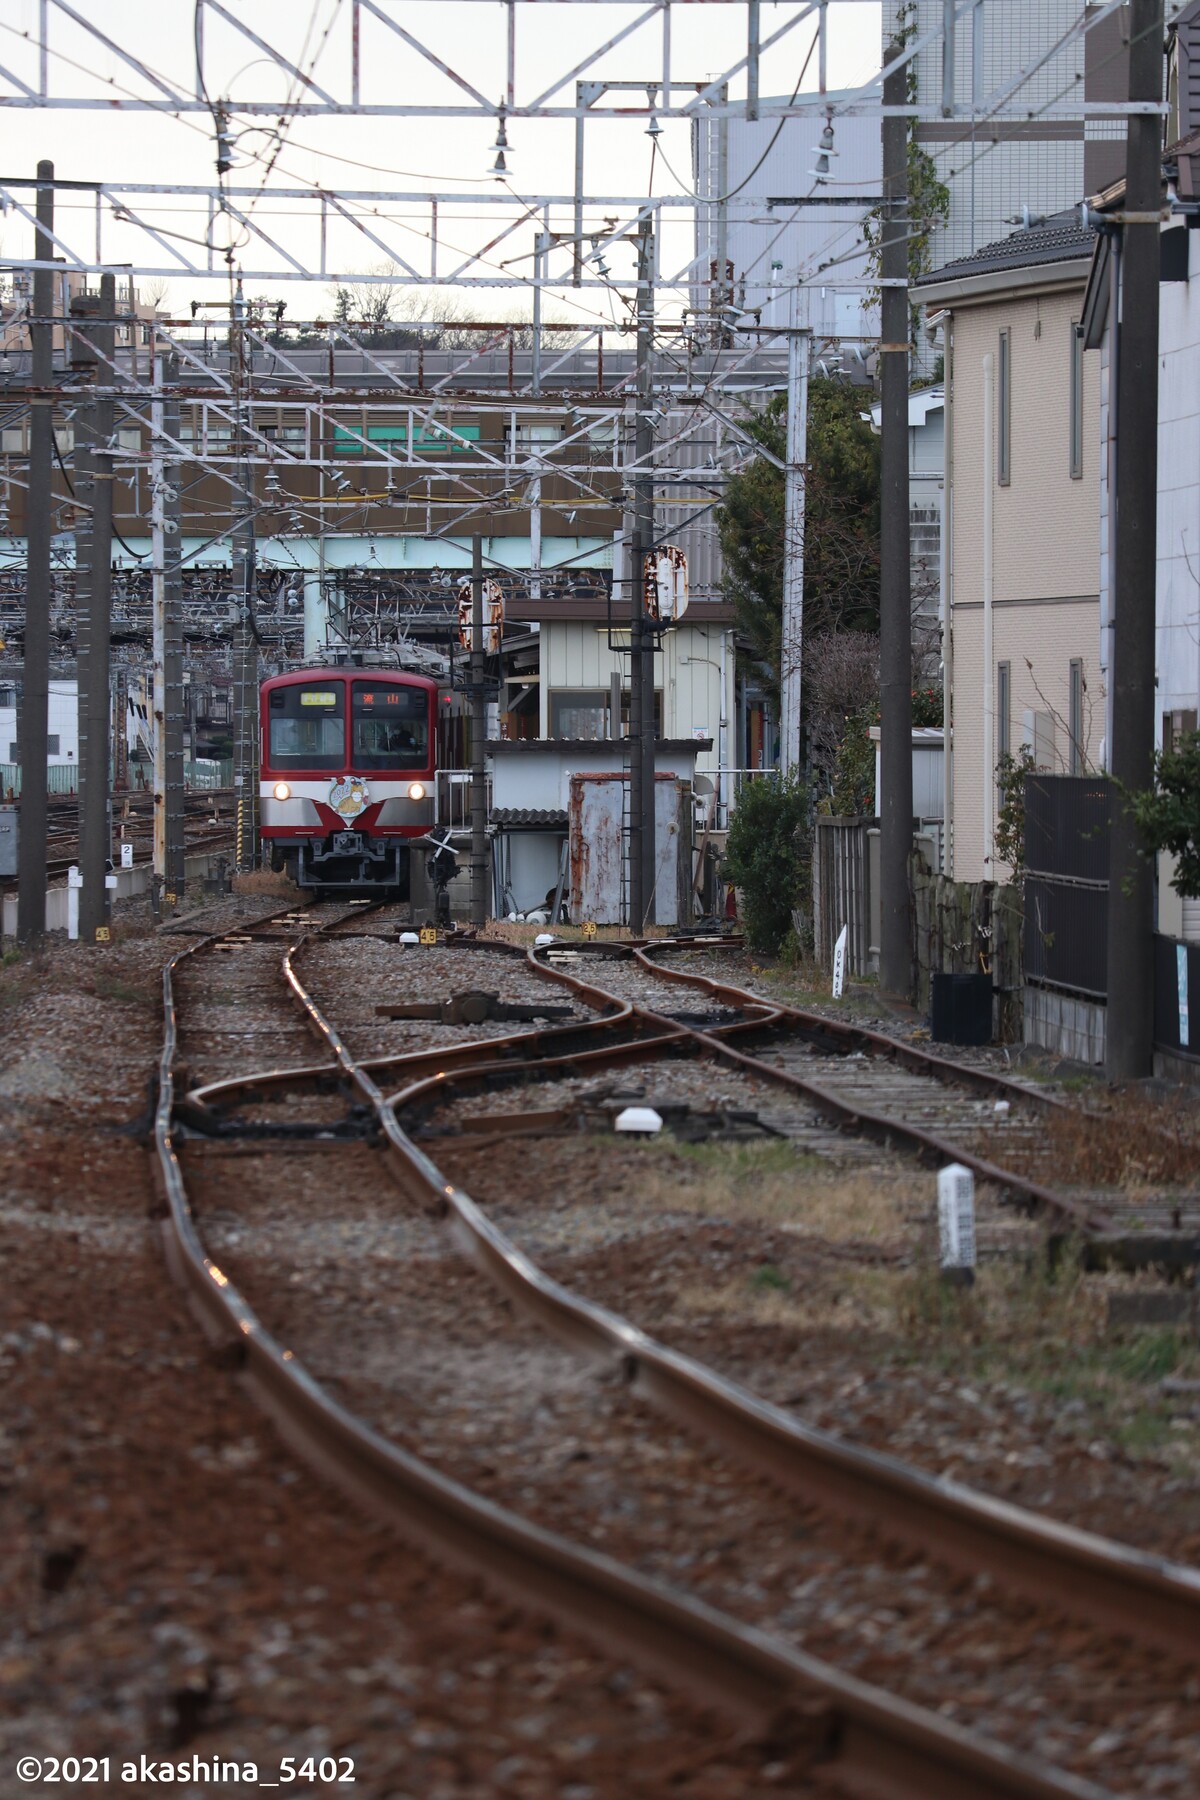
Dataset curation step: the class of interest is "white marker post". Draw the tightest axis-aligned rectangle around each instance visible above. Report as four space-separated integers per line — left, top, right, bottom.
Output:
67 865 81 941
832 923 849 999
937 1163 977 1287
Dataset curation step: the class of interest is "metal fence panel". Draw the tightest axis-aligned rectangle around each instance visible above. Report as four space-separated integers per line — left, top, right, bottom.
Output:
1024 774 1111 881
0 764 81 796
1023 774 1111 998
1025 876 1108 998
814 817 876 974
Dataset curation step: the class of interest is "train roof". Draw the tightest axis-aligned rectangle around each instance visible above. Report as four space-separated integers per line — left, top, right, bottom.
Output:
262 668 439 694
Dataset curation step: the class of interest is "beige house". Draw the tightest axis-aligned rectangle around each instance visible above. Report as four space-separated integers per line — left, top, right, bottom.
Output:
917 214 1102 884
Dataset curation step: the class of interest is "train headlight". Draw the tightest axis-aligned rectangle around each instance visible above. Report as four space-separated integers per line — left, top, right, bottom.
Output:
273 781 291 801
407 781 426 801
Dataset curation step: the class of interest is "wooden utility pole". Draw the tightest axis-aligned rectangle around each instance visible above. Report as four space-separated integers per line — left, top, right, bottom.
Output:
877 47 915 999
780 279 809 776
1105 0 1165 1081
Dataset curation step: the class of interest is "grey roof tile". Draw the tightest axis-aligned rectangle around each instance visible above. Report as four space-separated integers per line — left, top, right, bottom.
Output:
915 209 1096 290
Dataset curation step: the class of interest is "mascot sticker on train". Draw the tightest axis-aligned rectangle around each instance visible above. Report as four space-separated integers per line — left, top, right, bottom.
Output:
328 776 370 819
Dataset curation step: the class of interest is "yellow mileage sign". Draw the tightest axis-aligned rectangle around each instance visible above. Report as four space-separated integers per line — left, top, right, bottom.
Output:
582 921 597 938
418 926 438 946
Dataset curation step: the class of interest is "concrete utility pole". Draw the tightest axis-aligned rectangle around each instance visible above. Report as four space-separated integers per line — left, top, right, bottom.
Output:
74 272 115 941
230 283 258 871
629 216 656 930
780 279 809 777
151 350 186 903
877 46 915 999
16 160 54 942
469 534 487 925
1105 0 1165 1081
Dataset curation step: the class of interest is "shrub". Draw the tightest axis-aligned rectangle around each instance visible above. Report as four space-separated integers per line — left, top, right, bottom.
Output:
1131 729 1200 898
724 773 809 955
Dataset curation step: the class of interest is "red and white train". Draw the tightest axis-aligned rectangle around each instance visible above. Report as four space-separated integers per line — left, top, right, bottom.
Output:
260 667 438 893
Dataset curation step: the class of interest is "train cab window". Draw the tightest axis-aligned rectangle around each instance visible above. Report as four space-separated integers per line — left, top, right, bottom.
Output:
268 682 345 769
351 682 429 770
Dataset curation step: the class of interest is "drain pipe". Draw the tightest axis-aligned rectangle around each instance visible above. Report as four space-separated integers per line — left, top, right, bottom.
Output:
1101 228 1121 769
982 351 995 872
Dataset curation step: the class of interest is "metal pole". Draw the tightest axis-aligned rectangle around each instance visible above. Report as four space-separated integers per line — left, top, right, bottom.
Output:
16 160 53 942
163 368 186 904
1105 0 1164 1081
469 534 487 925
78 272 114 941
149 346 184 906
151 347 167 884
780 280 808 777
878 45 915 999
230 282 258 870
573 81 586 287
715 87 730 343
630 217 656 929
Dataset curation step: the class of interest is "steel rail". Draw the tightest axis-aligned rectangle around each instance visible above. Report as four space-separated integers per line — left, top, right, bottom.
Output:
149 917 1117 1799
239 927 1200 1668
635 939 1070 1108
195 928 1097 1235
379 1048 1200 1670
268 931 1121 1799
534 943 1112 1235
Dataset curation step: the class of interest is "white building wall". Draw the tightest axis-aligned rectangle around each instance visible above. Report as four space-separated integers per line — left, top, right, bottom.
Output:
2 680 78 767
911 0 1092 269
945 290 1101 883
692 114 882 341
540 620 733 786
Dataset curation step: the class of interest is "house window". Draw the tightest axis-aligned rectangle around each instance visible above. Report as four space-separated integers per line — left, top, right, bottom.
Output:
47 734 60 755
550 690 609 740
1163 708 1198 754
1069 659 1085 775
509 422 561 453
548 688 664 739
997 661 1011 765
1069 323 1084 480
997 329 1011 486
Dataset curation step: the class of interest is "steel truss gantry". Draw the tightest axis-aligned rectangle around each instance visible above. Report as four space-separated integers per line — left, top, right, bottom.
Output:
0 1 1166 291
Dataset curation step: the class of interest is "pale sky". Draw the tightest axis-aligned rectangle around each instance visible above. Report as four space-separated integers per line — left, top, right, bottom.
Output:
0 0 884 326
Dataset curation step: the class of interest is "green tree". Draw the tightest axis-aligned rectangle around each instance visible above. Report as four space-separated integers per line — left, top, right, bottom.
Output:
723 773 809 955
716 379 881 692
1131 730 1200 898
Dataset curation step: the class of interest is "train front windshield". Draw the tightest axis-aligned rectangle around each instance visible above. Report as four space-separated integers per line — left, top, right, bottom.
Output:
268 682 345 769
350 682 429 771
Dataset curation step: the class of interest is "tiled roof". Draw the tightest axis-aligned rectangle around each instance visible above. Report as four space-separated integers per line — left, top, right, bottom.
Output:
915 210 1096 290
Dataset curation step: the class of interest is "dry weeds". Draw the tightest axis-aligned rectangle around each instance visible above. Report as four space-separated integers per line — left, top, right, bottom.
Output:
981 1089 1200 1192
638 1139 922 1246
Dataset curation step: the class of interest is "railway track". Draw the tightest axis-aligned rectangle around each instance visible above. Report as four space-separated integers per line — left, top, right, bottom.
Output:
152 921 1200 1798
1 787 238 889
